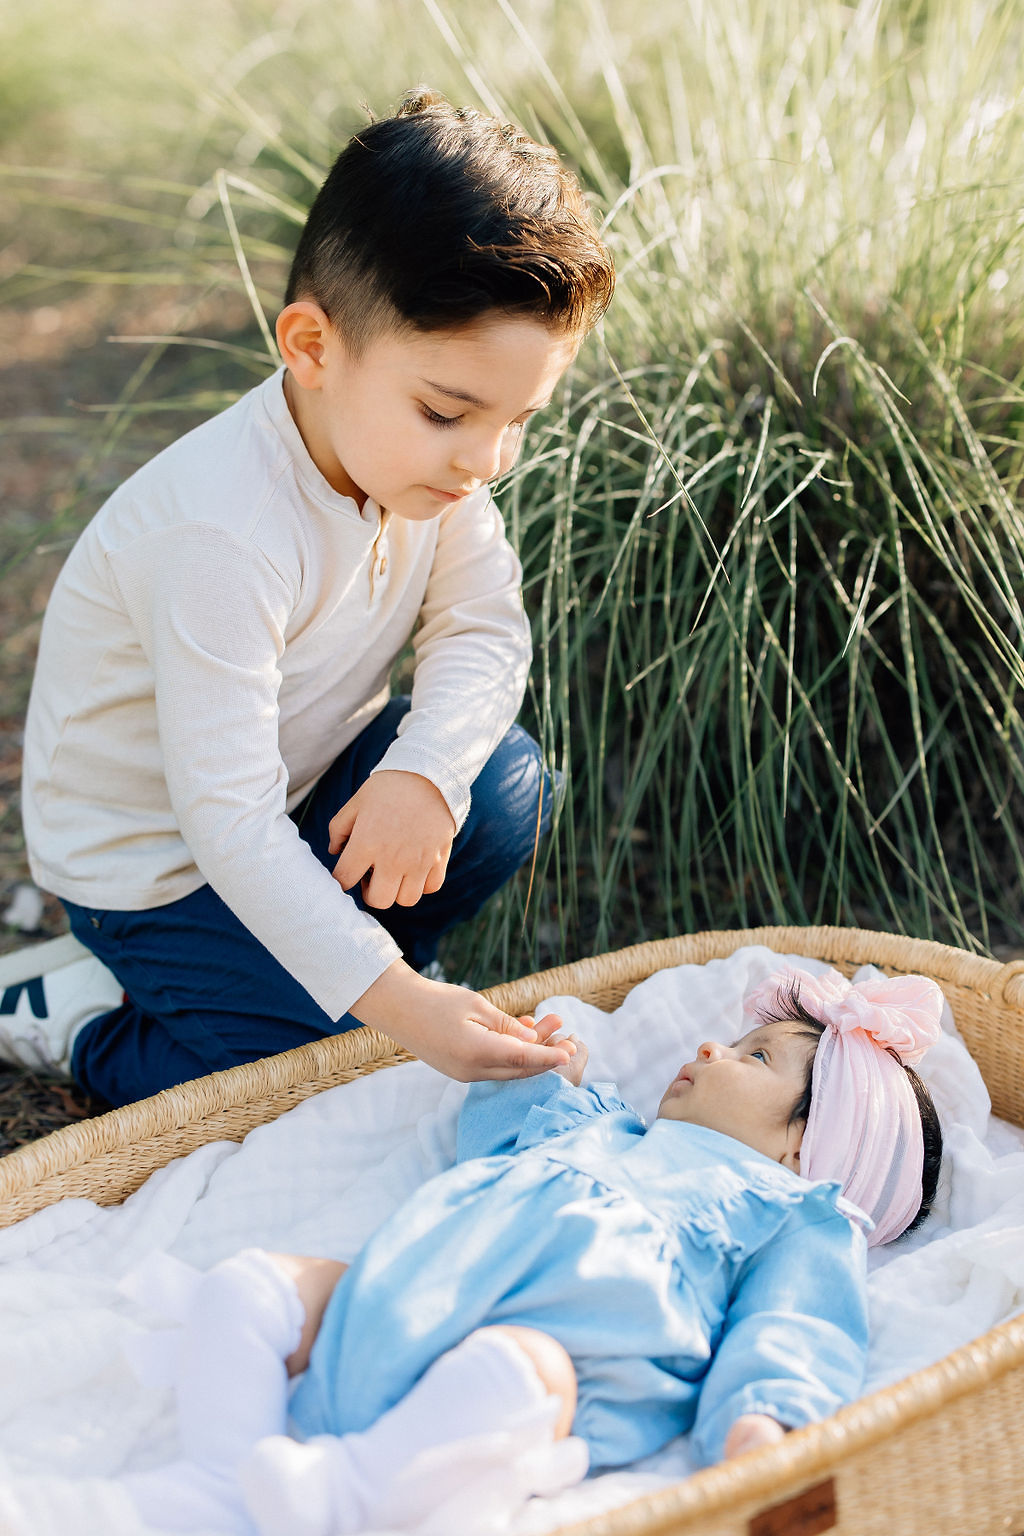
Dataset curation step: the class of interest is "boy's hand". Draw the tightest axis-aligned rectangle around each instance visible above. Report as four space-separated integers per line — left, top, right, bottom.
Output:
553 1035 588 1086
723 1414 787 1459
350 960 576 1082
329 770 456 909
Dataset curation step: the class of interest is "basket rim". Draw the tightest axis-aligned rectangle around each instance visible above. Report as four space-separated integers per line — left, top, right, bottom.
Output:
2 922 1019 1200
550 1310 1024 1535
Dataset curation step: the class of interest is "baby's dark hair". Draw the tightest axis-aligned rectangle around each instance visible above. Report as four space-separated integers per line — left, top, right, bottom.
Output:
755 979 943 1239
284 87 615 353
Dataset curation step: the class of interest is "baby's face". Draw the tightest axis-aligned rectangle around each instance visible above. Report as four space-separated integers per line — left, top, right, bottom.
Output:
657 1020 817 1171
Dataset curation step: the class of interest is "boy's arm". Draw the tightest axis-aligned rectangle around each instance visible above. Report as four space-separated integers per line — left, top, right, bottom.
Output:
107 526 570 1082
328 770 455 912
689 1211 868 1467
349 964 576 1081
327 492 530 905
366 491 532 829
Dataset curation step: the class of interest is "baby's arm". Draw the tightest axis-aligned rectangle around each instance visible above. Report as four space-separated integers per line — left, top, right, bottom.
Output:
723 1414 787 1458
553 1037 588 1086
690 1210 868 1467
455 1043 639 1162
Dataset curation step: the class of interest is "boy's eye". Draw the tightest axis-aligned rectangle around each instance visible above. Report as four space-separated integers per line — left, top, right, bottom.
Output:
421 404 461 429
750 1048 768 1063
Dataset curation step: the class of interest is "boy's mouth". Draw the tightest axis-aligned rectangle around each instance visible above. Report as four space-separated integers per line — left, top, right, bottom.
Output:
425 485 470 502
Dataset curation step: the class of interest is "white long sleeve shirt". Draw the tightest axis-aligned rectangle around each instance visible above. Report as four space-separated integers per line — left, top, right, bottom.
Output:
22 368 532 1019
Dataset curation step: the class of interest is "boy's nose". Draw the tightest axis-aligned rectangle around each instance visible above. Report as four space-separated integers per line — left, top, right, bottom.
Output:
453 430 506 485
696 1040 723 1062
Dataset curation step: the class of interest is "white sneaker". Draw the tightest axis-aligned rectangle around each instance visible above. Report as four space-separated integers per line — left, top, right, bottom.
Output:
0 933 124 1075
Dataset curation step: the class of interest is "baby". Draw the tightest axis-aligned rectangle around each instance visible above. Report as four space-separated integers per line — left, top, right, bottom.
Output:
122 965 944 1535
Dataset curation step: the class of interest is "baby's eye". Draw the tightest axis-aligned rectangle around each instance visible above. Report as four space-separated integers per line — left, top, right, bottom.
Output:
750 1048 768 1063
421 405 461 429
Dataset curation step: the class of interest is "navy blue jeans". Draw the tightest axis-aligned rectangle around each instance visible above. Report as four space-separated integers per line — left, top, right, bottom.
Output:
64 699 551 1107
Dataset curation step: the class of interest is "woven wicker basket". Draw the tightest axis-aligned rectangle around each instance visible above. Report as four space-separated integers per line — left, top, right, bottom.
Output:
2 925 1023 1536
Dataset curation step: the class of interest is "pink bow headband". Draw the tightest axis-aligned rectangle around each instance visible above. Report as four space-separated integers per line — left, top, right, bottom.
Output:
743 966 943 1245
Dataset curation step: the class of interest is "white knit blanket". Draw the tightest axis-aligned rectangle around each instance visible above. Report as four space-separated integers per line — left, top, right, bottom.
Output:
2 944 1022 1536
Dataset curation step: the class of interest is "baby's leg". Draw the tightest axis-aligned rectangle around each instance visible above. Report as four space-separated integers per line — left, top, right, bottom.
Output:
173 1249 343 1467
123 1249 345 1532
241 1325 585 1536
263 1252 348 1376
486 1324 578 1437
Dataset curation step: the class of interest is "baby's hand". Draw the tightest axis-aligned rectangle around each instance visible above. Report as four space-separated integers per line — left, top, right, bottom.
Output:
552 1035 588 1086
723 1414 787 1459
329 770 455 908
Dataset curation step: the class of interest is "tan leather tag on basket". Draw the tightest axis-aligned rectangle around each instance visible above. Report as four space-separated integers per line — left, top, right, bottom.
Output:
748 1477 837 1536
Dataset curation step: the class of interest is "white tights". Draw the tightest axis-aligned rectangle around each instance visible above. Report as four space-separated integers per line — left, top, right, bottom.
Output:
121 1249 587 1535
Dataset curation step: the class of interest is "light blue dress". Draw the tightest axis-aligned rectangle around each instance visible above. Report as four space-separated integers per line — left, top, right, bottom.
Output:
289 1072 869 1468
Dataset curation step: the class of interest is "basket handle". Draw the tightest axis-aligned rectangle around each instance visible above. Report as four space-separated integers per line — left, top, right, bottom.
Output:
996 958 1024 1009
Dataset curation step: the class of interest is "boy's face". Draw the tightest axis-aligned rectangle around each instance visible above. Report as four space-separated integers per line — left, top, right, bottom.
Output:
656 1020 815 1171
282 309 578 518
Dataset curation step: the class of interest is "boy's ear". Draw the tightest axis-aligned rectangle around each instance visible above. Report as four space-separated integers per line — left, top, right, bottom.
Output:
276 301 334 388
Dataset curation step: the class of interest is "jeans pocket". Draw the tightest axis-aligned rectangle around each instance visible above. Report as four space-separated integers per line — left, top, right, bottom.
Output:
64 900 126 945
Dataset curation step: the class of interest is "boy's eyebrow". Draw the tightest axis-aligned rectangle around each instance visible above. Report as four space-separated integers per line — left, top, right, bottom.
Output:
419 377 550 413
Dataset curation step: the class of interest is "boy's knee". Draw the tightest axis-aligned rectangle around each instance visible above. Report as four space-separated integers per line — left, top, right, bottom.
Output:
479 1324 577 1438
473 727 557 843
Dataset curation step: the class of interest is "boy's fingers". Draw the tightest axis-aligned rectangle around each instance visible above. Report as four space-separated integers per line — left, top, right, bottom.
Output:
327 804 356 857
362 867 402 910
545 1033 579 1054
501 1040 573 1073
502 1014 538 1040
531 1013 566 1043
528 1026 577 1050
470 1037 572 1077
332 829 378 891
396 872 429 908
421 859 449 896
332 848 369 891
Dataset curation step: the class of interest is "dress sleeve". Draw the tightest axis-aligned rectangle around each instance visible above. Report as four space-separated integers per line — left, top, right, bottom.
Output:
456 1075 636 1163
689 1207 869 1467
371 491 532 829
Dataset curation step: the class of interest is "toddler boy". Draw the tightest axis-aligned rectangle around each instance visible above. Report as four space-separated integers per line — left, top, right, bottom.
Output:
9 89 614 1106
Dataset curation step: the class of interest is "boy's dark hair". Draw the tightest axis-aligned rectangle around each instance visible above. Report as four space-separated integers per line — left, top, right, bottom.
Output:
755 978 943 1240
284 87 615 351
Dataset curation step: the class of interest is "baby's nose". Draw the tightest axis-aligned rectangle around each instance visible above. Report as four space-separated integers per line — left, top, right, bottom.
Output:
696 1040 722 1062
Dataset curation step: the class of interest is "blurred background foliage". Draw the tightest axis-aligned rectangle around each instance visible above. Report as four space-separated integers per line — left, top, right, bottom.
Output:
2 0 1023 984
